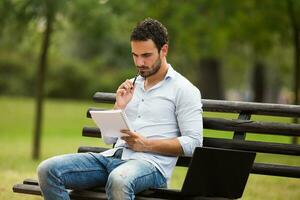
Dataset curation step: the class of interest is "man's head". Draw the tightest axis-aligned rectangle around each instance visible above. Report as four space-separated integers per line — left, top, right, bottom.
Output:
130 18 168 52
130 18 169 78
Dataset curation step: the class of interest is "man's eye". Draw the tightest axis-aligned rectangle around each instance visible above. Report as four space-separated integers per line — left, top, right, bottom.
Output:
143 54 151 58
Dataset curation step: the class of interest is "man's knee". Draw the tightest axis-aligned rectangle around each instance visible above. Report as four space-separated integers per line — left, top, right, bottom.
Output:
37 156 63 184
106 170 134 199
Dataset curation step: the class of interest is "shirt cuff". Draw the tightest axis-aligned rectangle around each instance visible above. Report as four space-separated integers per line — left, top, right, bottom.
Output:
177 135 203 156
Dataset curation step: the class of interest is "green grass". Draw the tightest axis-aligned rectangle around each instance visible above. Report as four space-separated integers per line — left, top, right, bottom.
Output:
0 96 299 200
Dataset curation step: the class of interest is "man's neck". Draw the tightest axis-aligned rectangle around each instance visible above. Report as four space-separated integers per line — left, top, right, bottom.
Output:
144 61 168 90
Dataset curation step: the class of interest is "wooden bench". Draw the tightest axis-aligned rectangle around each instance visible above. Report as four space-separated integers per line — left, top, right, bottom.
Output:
13 92 300 199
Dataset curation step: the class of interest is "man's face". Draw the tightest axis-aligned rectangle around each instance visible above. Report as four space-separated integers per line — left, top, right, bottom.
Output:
131 39 161 78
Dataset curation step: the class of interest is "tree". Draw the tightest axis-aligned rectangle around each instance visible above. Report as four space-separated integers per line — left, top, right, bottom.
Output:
0 0 68 159
32 0 57 159
287 0 300 144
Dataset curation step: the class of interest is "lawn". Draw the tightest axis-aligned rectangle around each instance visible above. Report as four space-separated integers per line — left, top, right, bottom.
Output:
0 96 299 200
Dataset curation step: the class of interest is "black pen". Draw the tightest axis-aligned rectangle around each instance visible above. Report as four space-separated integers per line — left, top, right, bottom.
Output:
131 72 139 89
132 75 138 86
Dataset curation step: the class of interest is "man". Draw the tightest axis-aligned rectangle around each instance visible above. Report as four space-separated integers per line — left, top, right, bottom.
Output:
37 18 203 200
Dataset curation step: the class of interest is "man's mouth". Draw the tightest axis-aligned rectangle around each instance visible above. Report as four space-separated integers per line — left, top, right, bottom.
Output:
137 66 148 71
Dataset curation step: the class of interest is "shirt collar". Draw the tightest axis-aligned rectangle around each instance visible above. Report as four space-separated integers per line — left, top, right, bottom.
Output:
165 64 175 80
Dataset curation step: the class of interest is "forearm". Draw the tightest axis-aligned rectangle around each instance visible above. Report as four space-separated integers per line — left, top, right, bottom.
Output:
143 138 183 156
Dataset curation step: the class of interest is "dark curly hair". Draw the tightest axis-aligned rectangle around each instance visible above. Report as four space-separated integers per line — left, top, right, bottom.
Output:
130 18 168 52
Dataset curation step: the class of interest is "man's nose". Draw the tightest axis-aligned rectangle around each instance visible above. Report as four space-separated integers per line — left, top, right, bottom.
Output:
136 57 145 66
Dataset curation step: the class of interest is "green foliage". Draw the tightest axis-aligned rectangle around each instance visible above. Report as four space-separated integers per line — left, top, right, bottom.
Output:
47 62 93 99
0 0 299 100
0 53 35 96
45 57 137 99
0 49 138 99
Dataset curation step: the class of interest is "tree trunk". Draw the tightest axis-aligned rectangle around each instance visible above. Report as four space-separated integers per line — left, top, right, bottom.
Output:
251 60 265 102
287 0 299 144
32 10 54 159
197 58 224 100
265 67 281 103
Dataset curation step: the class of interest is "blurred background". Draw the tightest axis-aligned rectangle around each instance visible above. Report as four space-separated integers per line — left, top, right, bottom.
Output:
1 0 300 102
0 0 299 199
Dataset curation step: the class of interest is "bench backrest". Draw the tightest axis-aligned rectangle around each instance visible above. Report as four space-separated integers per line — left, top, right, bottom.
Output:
80 92 300 179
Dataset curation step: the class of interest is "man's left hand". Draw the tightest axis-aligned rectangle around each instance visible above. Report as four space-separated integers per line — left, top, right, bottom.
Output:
121 130 149 152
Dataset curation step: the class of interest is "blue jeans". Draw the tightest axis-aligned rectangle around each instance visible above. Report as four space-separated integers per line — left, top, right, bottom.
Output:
37 152 167 200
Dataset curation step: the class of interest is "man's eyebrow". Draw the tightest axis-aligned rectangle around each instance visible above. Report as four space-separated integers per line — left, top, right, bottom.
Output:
142 52 152 56
131 52 153 56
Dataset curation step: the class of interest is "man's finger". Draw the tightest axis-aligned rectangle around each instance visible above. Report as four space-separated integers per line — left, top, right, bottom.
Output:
117 89 129 97
121 81 133 90
121 135 130 140
121 129 135 136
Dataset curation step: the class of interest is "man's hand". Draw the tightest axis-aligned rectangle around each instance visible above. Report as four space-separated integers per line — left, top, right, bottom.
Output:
121 130 150 152
115 80 135 110
120 130 184 156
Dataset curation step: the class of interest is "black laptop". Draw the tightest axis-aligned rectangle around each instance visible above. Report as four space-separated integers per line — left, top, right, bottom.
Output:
152 147 256 199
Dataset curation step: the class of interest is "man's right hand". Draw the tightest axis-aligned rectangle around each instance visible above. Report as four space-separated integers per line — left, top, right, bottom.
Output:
114 79 135 110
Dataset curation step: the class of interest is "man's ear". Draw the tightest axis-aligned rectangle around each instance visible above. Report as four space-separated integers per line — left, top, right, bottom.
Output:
160 44 168 57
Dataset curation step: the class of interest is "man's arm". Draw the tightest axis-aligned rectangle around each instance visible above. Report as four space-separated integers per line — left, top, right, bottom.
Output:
121 130 183 156
175 84 203 156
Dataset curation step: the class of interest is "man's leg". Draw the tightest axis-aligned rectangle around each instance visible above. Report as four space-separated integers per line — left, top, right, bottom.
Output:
106 159 167 200
37 153 118 200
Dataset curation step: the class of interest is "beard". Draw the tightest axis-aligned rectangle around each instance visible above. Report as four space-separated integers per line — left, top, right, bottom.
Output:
137 57 162 78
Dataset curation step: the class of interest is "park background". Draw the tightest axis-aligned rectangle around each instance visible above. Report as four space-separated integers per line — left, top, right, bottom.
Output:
0 0 299 199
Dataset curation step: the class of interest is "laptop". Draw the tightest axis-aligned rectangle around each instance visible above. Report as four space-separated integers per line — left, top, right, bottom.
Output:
151 147 256 199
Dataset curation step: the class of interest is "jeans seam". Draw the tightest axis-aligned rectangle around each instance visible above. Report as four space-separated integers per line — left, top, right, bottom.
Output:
60 167 104 175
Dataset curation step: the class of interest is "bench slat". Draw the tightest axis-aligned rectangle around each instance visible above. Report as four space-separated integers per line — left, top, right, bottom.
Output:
86 110 300 137
204 118 300 137
23 179 38 185
202 99 300 117
13 184 41 196
78 146 109 154
252 163 300 178
81 128 300 155
71 190 174 200
82 127 100 138
77 146 300 178
13 181 189 200
204 137 300 155
93 92 300 117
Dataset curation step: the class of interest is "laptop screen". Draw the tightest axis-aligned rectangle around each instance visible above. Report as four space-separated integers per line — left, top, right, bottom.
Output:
181 147 256 198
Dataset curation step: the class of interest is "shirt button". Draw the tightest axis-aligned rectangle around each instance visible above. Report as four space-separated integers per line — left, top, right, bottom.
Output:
141 99 144 102
138 115 141 118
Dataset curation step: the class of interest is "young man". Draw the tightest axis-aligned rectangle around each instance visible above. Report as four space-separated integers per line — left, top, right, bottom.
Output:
37 18 203 200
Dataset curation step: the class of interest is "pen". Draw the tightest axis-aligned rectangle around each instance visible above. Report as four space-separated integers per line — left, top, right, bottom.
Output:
132 72 139 88
132 75 138 86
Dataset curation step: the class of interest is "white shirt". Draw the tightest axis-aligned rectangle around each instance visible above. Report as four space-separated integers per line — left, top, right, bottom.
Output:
101 64 203 179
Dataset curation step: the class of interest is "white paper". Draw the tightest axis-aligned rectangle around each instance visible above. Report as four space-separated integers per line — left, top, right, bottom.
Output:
90 109 132 138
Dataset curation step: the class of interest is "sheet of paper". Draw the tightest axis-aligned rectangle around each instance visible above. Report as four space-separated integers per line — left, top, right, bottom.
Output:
90 109 132 138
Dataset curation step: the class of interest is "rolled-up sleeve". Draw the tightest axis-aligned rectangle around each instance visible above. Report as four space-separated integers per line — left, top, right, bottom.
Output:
176 84 203 156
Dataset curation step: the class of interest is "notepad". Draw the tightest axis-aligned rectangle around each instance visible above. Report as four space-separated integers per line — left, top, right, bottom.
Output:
89 109 132 138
